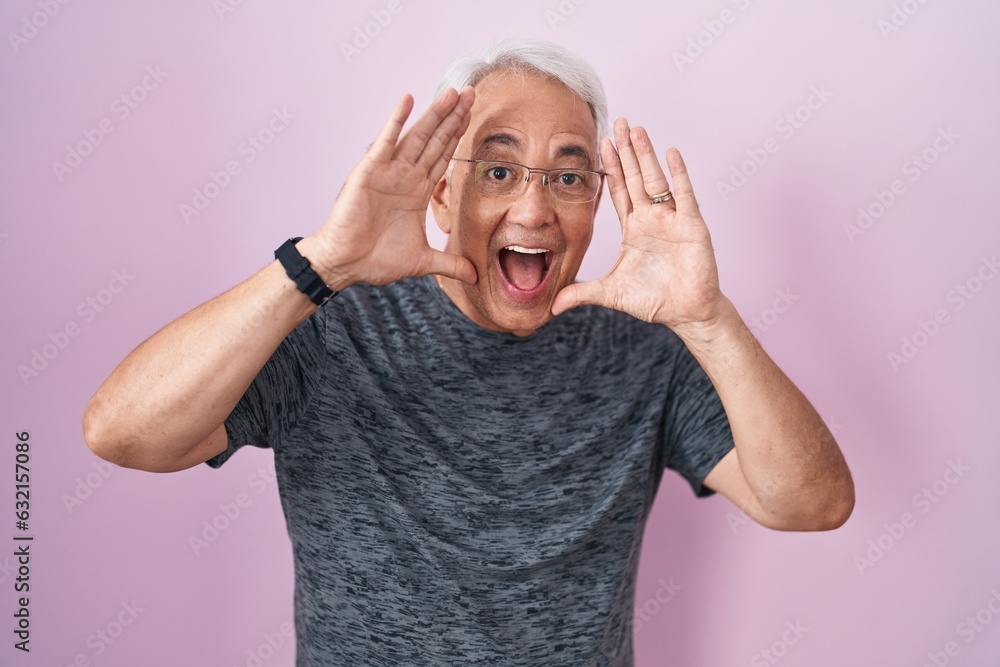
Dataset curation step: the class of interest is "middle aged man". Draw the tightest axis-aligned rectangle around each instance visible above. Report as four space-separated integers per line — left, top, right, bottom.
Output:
84 39 854 666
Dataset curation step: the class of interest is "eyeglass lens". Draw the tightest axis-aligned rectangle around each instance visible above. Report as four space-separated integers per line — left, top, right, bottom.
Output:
473 161 600 203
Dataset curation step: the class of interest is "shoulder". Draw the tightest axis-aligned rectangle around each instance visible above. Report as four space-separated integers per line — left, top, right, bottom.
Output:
321 276 428 330
574 303 686 362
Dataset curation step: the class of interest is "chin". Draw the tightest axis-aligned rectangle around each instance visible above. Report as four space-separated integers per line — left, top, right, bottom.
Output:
489 307 554 337
462 277 559 337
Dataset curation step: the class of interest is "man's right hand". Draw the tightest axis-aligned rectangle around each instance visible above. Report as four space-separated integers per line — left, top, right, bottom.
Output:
304 86 478 291
82 87 479 472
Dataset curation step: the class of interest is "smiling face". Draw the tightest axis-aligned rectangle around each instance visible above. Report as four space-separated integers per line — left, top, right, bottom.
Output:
431 69 602 337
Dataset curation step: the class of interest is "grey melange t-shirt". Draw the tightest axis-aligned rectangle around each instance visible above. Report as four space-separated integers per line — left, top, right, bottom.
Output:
206 273 735 666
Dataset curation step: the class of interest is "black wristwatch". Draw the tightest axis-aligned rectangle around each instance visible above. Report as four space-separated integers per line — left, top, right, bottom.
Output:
274 237 338 306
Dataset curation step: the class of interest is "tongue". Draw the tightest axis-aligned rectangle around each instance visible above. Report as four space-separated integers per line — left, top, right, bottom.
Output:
499 249 546 291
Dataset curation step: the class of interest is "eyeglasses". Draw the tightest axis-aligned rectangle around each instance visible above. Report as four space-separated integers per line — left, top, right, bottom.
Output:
451 158 606 203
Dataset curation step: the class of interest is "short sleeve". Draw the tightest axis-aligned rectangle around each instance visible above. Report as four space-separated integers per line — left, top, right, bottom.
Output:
660 343 735 498
204 308 327 469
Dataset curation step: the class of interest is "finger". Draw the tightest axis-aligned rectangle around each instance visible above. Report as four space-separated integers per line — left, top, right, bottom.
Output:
393 87 460 164
612 117 651 209
551 279 610 317
600 137 632 223
368 94 415 162
417 86 475 176
630 126 675 211
664 147 700 216
426 106 472 185
421 248 478 285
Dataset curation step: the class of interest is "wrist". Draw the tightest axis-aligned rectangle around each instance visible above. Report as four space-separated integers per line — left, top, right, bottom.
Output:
669 300 758 381
669 297 749 353
293 235 355 293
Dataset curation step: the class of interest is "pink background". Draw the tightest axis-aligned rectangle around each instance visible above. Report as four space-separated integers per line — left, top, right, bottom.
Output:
2 1 998 665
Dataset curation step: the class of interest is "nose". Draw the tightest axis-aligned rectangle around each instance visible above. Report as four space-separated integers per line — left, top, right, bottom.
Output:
504 171 556 229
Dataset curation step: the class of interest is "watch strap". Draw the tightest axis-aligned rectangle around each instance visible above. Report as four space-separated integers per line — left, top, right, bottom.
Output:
274 237 338 306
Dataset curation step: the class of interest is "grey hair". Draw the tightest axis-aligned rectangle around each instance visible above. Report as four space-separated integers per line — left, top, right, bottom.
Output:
436 38 609 151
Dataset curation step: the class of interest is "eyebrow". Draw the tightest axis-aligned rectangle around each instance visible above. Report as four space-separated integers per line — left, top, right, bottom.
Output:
475 132 594 166
476 132 521 155
555 144 593 164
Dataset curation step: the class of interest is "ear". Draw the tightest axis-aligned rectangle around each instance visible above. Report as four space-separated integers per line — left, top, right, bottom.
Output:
430 175 453 235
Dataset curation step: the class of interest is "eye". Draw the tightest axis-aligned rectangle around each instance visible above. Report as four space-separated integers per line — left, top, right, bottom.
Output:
556 171 586 187
485 165 512 181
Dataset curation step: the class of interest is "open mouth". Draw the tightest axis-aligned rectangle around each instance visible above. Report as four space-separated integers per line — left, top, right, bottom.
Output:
497 245 553 294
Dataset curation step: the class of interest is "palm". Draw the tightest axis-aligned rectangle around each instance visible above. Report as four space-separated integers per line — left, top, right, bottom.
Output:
313 89 477 287
328 162 440 284
601 203 720 325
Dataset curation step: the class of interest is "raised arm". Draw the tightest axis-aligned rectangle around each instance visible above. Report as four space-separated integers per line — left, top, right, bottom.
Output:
83 87 478 473
552 117 854 531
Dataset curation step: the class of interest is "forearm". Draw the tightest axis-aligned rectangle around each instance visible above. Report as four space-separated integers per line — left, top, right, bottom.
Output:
83 236 345 471
83 88 475 471
674 297 854 529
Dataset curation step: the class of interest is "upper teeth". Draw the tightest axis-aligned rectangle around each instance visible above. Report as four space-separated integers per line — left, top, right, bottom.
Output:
505 245 547 254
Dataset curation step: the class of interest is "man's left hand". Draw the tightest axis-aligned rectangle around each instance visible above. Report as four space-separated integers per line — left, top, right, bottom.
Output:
552 117 729 337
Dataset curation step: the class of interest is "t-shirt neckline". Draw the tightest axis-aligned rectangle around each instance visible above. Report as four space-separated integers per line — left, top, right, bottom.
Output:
420 273 547 345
